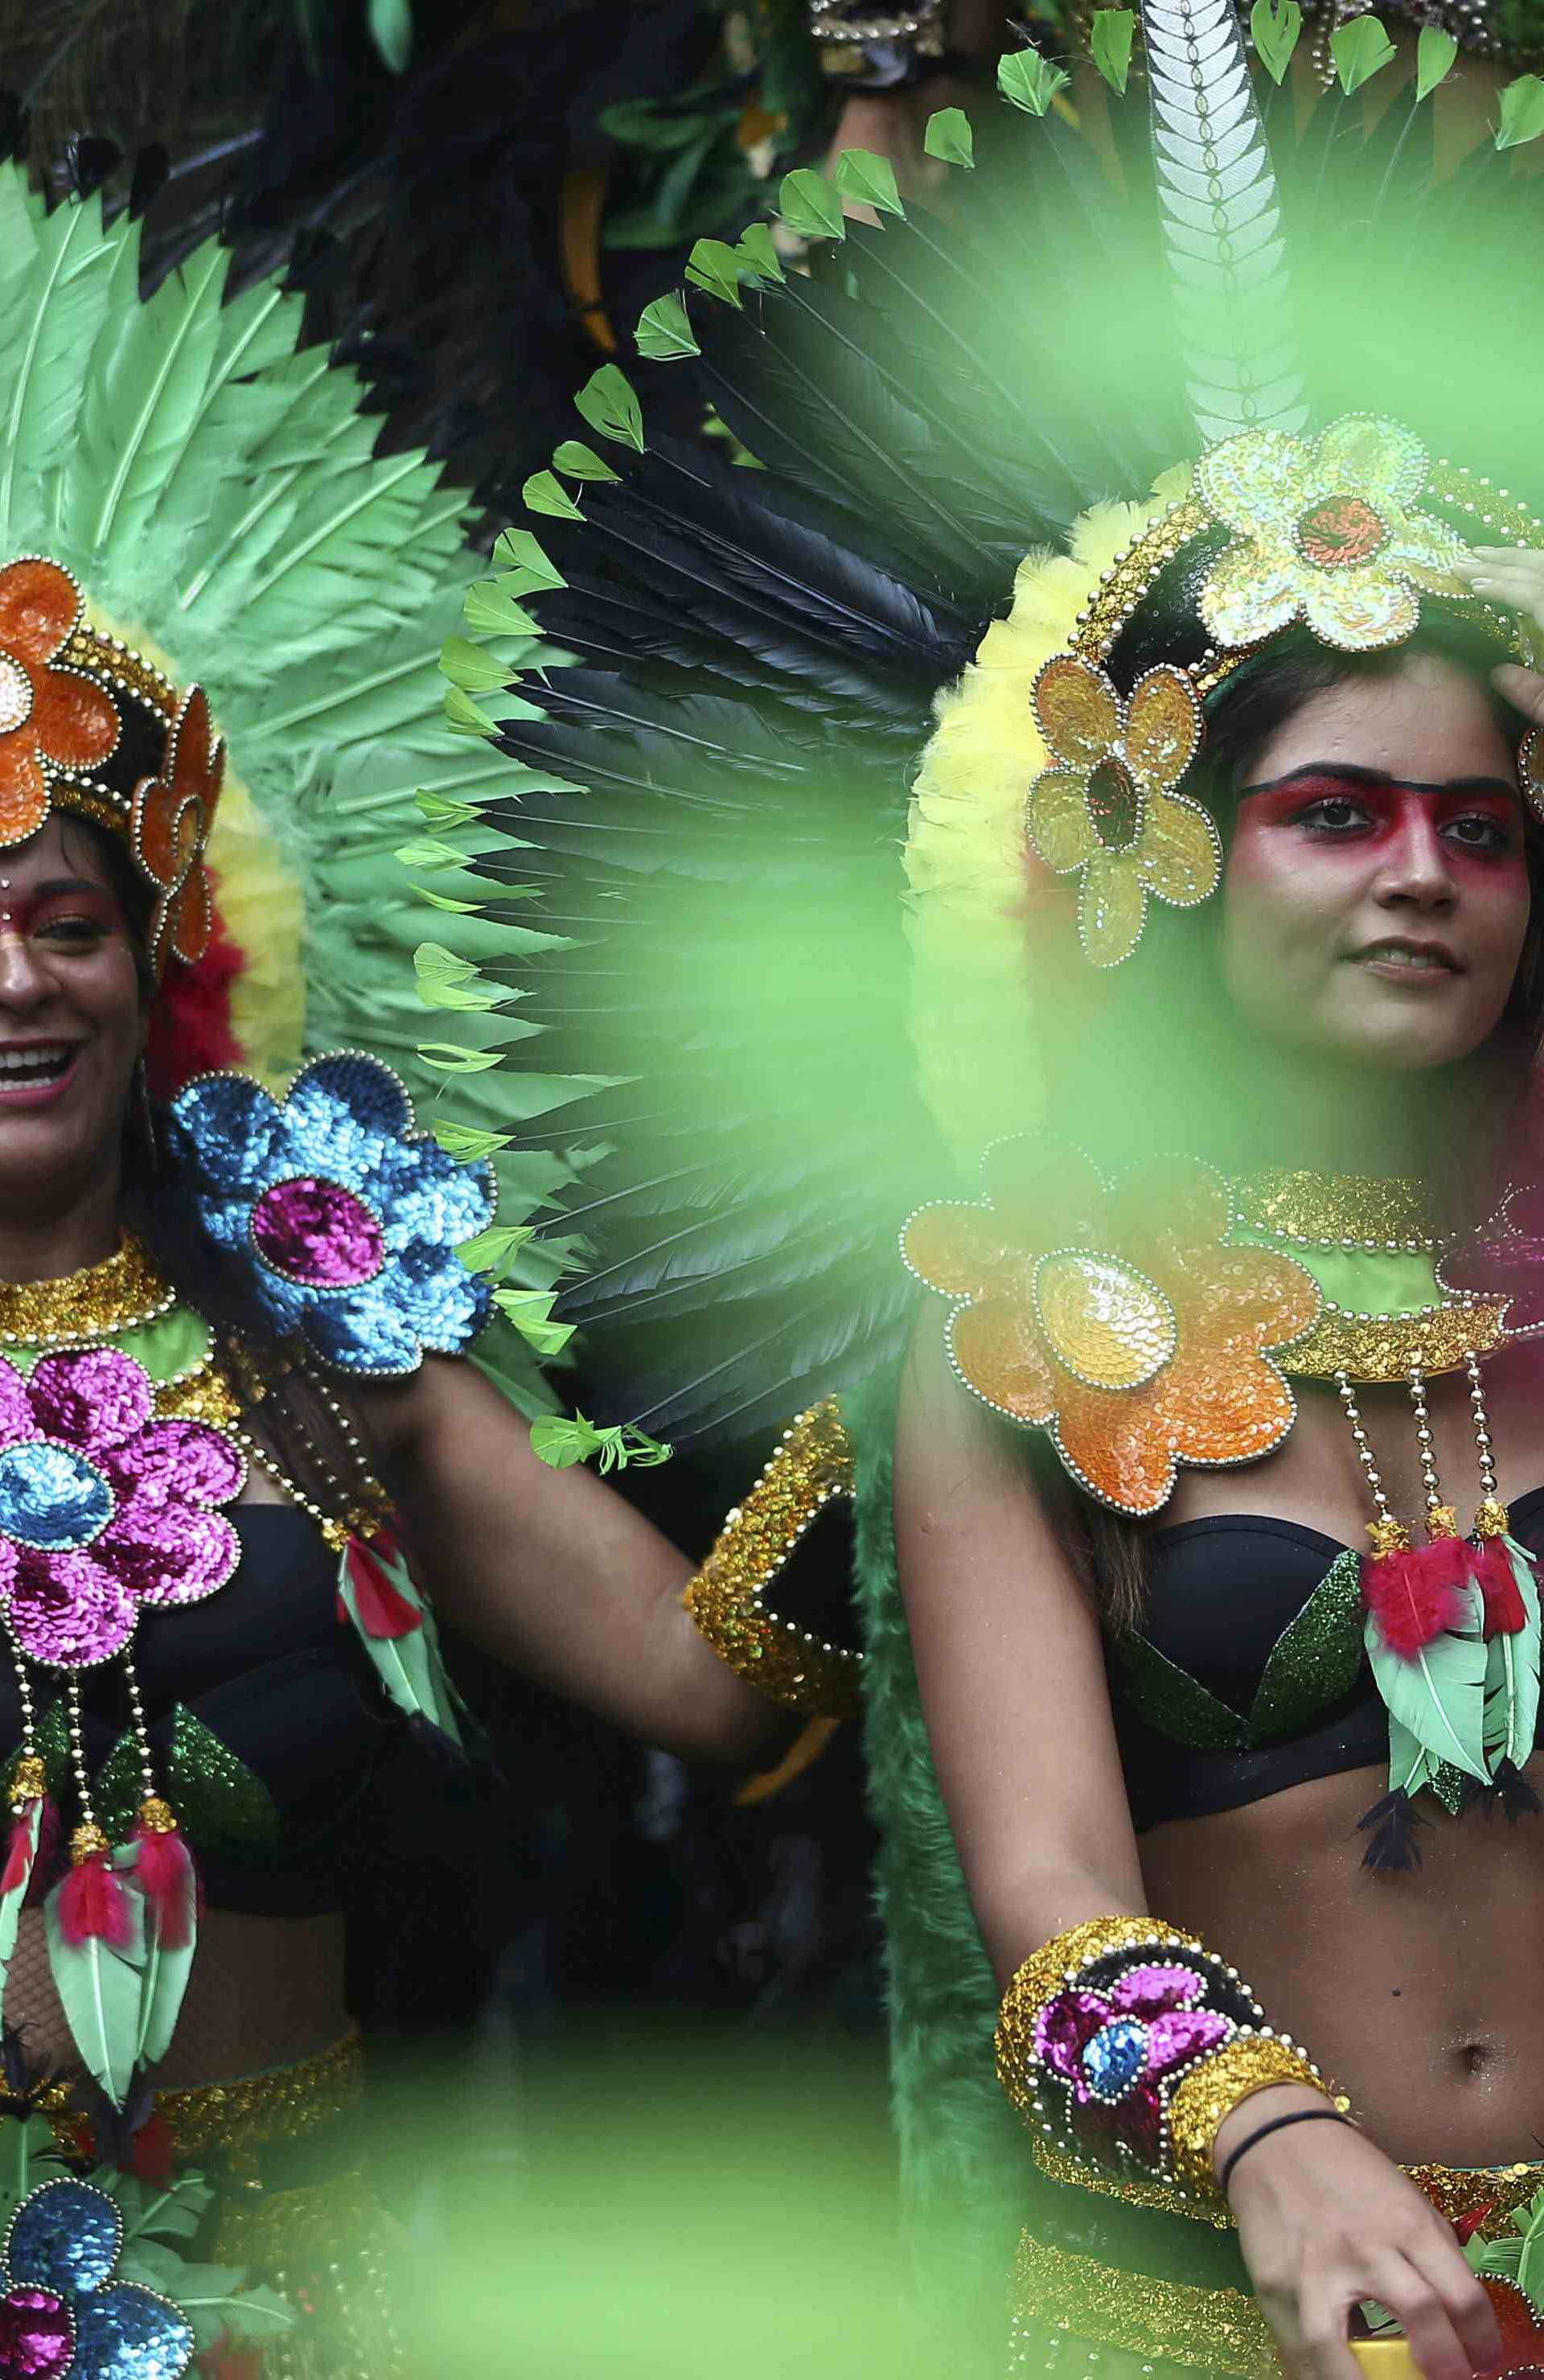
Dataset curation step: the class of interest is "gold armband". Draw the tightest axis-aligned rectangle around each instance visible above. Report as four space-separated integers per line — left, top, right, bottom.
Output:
996 1915 1345 2216
683 1400 861 1718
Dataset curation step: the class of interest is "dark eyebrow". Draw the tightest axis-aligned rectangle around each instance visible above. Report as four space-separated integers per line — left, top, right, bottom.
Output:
1240 762 1521 801
27 878 113 898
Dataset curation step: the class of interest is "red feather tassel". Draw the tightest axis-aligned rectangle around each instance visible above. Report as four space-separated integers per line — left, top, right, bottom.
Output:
1361 1541 1470 1656
132 1818 198 1950
58 1848 134 1951
1471 1535 1529 1639
0 1796 42 1897
343 1535 421 1641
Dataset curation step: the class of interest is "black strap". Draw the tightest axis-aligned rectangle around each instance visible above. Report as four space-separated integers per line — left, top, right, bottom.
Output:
1218 2107 1352 2197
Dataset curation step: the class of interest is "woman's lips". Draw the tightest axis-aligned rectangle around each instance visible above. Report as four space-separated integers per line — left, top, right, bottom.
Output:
1349 942 1460 985
0 1049 80 1108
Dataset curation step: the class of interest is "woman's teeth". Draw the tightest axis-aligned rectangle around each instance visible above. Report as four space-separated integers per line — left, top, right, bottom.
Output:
0 1046 72 1082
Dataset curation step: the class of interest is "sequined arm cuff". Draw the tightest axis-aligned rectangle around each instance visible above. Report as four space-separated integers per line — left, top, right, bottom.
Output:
682 1400 862 1718
995 1916 1343 2211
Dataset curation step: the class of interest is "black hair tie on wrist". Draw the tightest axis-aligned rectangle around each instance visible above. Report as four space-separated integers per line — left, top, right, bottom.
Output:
1218 2107 1352 2197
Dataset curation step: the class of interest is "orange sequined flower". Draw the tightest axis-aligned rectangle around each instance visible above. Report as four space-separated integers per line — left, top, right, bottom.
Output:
132 686 224 971
1025 656 1219 968
0 557 120 845
901 1142 1320 1515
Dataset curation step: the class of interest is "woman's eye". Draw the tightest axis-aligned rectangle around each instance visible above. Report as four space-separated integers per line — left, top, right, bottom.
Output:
1298 797 1368 832
35 915 109 945
1443 815 1513 853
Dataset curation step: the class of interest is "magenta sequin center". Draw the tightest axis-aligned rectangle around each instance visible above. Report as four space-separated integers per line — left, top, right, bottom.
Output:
0 2287 72 2380
0 1350 244 1671
251 1177 385 1289
1034 1962 1234 2172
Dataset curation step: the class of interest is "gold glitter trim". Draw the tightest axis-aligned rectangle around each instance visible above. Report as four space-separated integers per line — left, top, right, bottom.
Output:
1168 2036 1334 2200
41 2026 363 2162
683 1400 860 1717
1012 2226 1276 2378
1408 2159 1544 2241
0 1235 174 1351
154 1359 243 1428
1230 1171 1442 1250
1283 1301 1507 1382
1033 2136 1236 2230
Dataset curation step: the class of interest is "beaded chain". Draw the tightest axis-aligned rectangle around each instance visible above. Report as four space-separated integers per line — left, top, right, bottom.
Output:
1336 1353 1504 1552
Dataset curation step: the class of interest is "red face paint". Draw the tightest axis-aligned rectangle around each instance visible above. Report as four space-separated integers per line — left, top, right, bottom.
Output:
0 881 127 951
1236 764 1526 883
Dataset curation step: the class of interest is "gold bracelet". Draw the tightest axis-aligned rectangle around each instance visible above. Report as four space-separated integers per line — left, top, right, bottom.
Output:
682 1401 861 1718
995 1914 1348 2210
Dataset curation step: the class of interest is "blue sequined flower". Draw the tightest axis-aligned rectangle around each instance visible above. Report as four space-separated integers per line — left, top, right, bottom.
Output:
0 2177 194 2379
166 1053 495 1376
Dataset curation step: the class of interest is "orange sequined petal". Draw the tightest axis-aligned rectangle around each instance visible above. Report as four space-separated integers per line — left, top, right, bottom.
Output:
0 558 80 668
1078 849 1146 968
135 780 177 886
165 866 213 969
1106 1157 1230 1272
1123 668 1203 792
1187 1244 1322 1354
0 731 49 845
1053 1380 1176 1515
947 1296 1059 1426
31 666 118 771
901 1202 1015 1297
166 687 213 796
1033 656 1119 771
1152 1349 1296 1468
1314 415 1425 511
1026 766 1098 874
981 1138 1107 1256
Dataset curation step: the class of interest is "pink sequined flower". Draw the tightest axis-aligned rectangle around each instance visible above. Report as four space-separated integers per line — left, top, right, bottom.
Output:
0 1349 244 1670
1034 1963 1234 2171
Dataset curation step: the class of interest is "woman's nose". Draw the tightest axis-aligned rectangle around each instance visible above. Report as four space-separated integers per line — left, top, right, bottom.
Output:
0 934 54 1009
1374 815 1455 906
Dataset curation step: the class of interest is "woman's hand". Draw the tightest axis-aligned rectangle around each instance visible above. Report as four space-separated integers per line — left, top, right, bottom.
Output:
1220 2086 1503 2380
1455 547 1544 726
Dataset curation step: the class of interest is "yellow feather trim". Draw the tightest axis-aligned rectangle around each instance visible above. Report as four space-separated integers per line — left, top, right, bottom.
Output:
903 495 1166 1165
78 604 305 1088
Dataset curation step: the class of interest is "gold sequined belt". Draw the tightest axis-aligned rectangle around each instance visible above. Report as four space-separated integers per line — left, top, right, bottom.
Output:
38 2024 363 2164
1012 2160 1544 2378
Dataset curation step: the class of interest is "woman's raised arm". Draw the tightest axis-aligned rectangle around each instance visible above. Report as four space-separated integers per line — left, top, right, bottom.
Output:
358 1353 795 1768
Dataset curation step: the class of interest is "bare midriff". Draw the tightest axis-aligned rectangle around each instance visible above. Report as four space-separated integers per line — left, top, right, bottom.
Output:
4 1908 350 2090
1133 1346 1544 2166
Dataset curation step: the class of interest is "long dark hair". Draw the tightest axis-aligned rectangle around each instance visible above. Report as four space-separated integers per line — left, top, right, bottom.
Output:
59 814 377 1515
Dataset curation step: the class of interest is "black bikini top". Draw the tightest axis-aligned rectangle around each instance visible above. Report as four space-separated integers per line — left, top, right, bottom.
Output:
0 1507 393 1917
1107 1487 1544 1829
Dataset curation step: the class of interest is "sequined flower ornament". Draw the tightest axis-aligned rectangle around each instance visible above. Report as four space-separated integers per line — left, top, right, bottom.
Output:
1197 416 1468 654
1034 1965 1234 2174
0 1348 242 1671
0 2177 194 2380
1024 656 1218 966
901 1141 1320 1515
167 1053 495 1375
131 687 223 972
0 560 119 847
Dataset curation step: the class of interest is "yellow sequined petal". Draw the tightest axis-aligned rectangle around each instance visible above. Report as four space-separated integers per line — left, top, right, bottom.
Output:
1135 790 1221 908
1389 508 1469 592
1122 667 1202 791
1197 538 1302 648
1315 413 1426 509
1196 427 1310 537
1026 765 1099 873
1303 566 1418 652
901 1200 1015 1296
1032 1250 1176 1391
1078 849 1146 967
1033 655 1119 769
